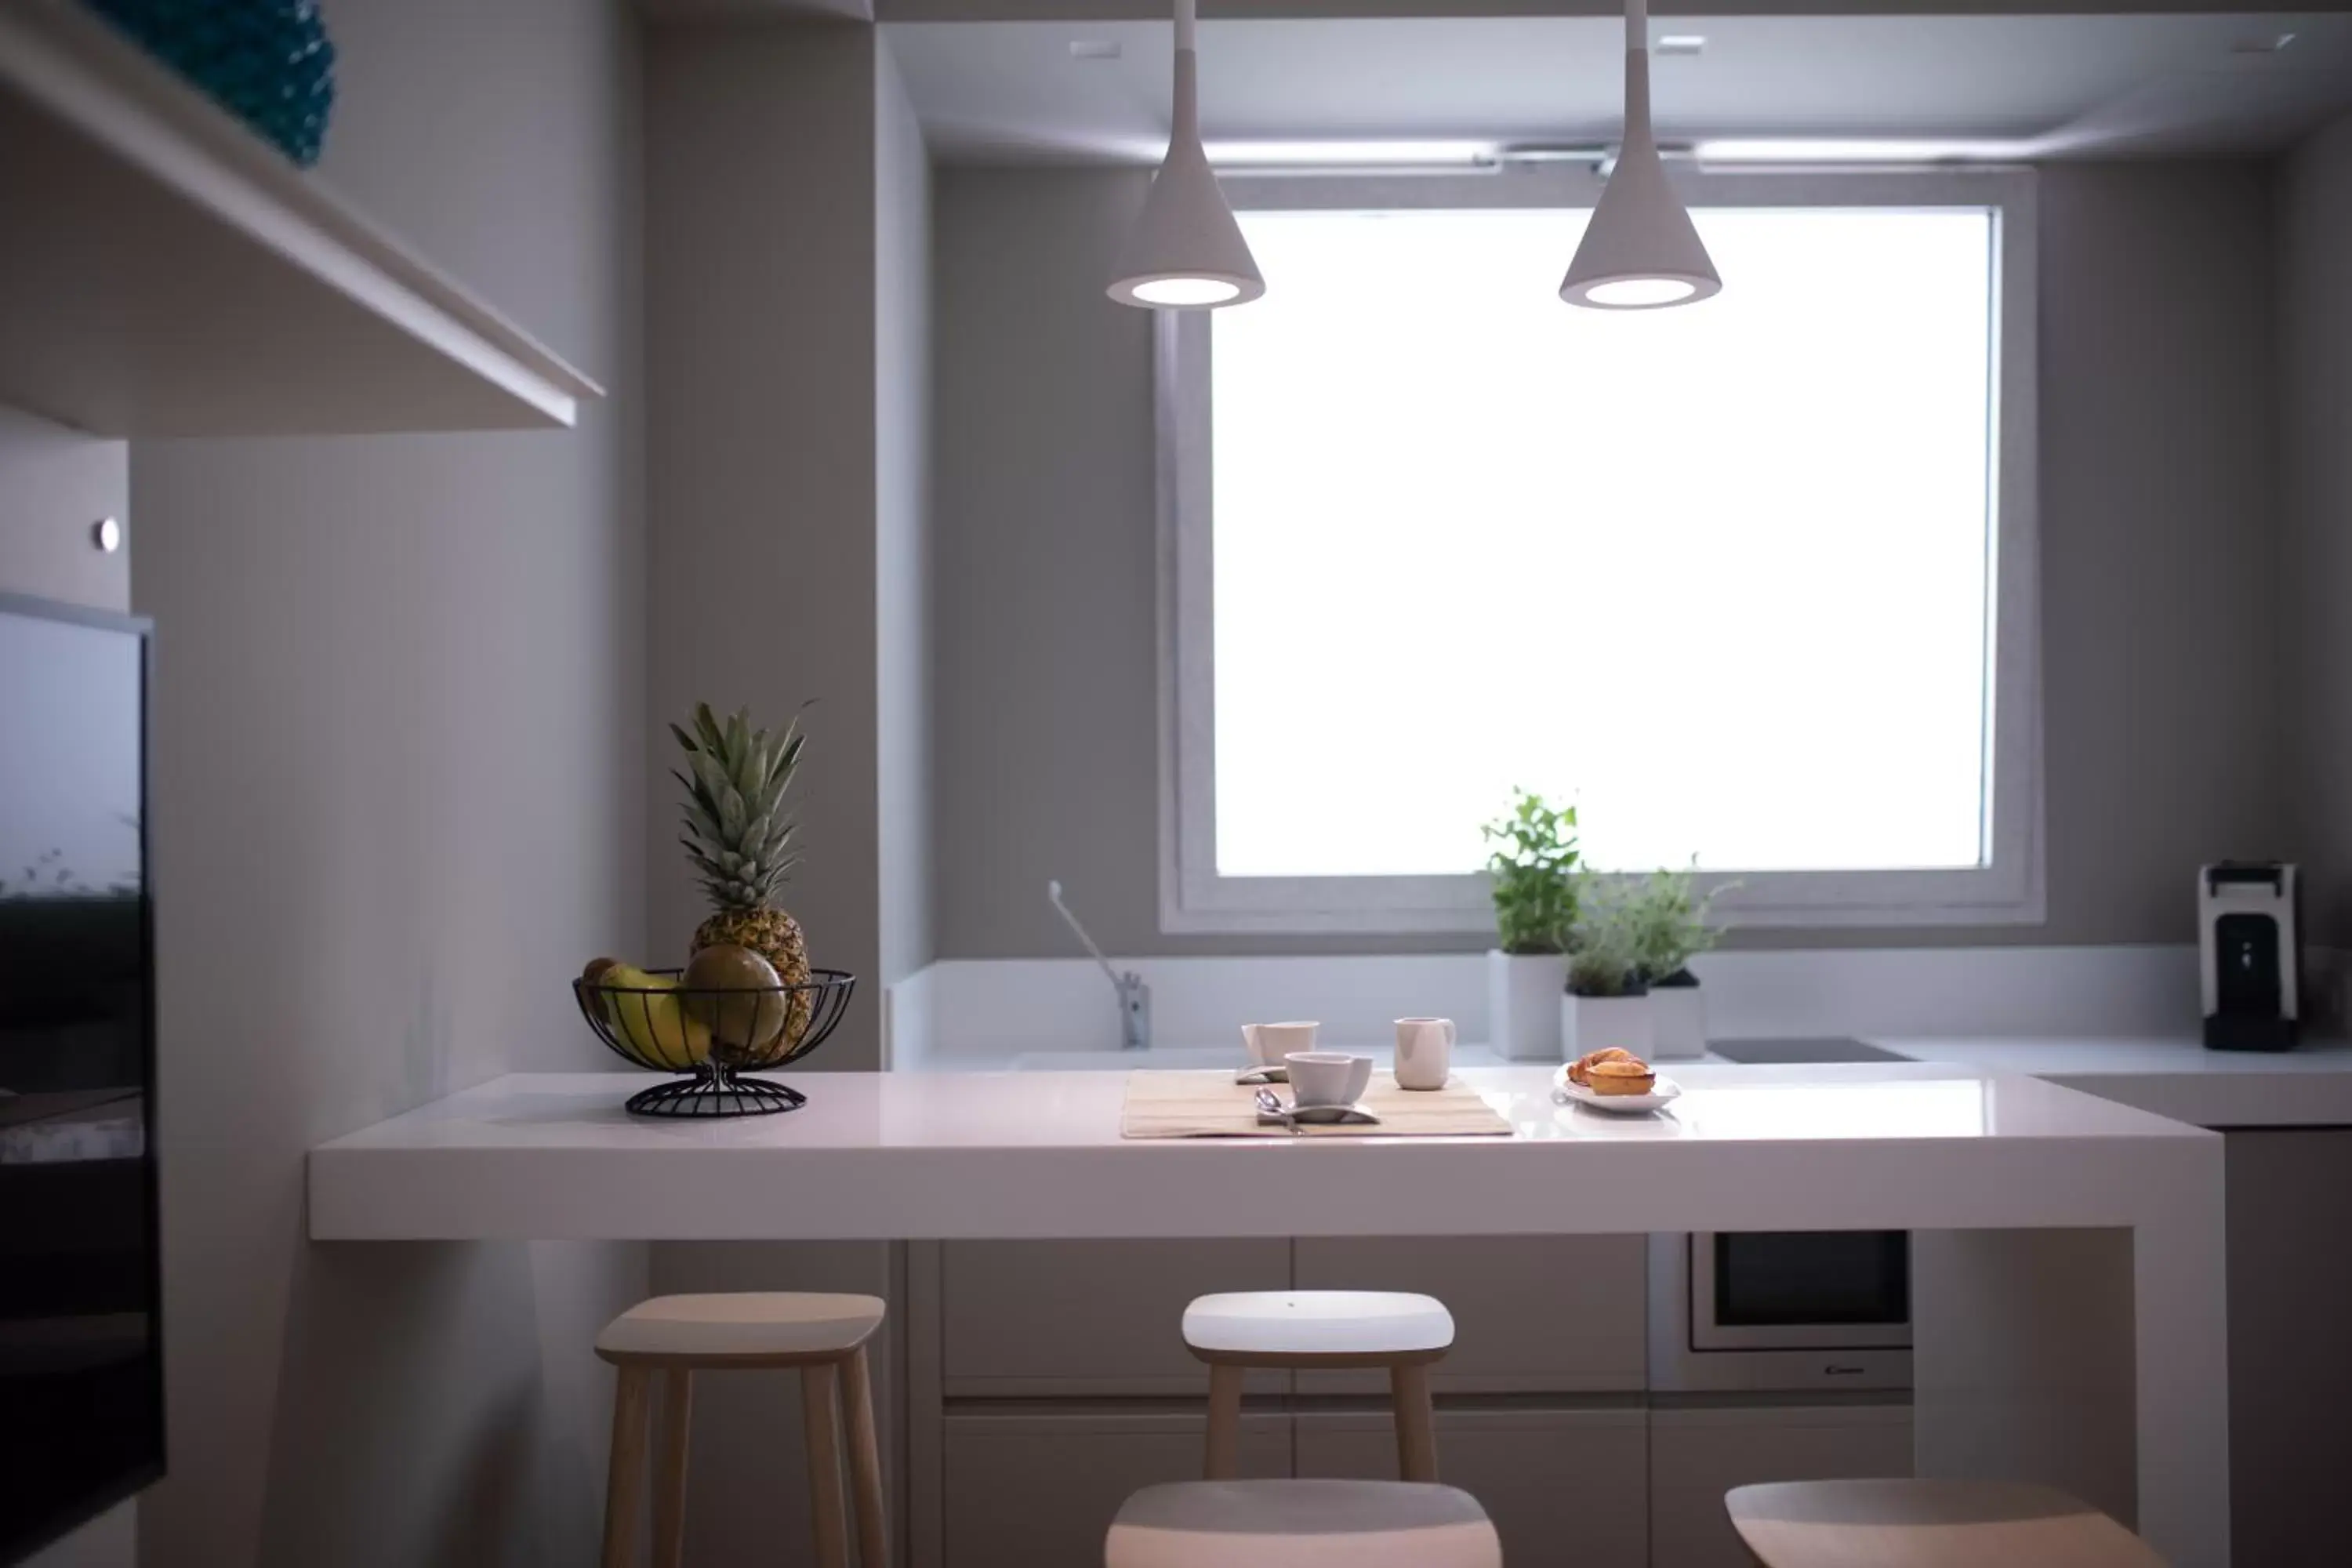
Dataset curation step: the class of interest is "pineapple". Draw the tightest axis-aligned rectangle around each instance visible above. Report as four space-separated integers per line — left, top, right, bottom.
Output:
673 702 815 1047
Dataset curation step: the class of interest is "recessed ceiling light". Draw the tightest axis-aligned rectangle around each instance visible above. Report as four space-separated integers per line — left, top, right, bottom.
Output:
1205 139 1498 168
1695 137 2026 165
2233 32 2296 55
1069 39 1121 61
1657 35 1707 56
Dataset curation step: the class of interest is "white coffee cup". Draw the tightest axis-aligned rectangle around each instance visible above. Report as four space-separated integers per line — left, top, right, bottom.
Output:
1286 1051 1374 1109
1393 1018 1456 1091
1241 1021 1319 1068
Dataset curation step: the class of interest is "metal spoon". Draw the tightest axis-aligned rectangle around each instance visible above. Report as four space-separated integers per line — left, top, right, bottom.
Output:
1254 1087 1296 1128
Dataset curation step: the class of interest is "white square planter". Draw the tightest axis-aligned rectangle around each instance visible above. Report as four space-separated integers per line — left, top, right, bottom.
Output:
1487 949 1570 1061
1649 982 1708 1059
1561 992 1654 1061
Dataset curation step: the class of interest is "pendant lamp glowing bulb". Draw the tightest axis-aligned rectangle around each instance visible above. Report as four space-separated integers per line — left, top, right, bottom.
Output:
1562 0 1720 310
1108 0 1265 310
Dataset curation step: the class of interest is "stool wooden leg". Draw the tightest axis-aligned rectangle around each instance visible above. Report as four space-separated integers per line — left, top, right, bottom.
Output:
1204 1362 1246 1479
601 1364 654 1568
801 1359 851 1568
841 1345 890 1568
652 1369 693 1568
1391 1362 1439 1483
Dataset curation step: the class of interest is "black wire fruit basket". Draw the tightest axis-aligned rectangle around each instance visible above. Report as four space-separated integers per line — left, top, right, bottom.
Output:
572 968 856 1118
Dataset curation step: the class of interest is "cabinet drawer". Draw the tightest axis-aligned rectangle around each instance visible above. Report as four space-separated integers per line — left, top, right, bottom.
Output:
1297 1405 1646 1568
942 1240 1290 1396
1293 1236 1646 1393
1648 1401 1912 1568
942 1409 1288 1568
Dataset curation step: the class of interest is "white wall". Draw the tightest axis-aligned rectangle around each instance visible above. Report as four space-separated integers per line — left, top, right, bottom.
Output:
121 1 648 1561
20 1504 135 1568
643 19 931 1563
877 36 937 992
644 18 885 1061
0 407 128 614
927 160 2286 958
2281 115 2352 946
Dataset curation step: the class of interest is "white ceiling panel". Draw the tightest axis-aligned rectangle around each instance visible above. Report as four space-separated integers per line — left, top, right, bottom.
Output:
883 13 2352 162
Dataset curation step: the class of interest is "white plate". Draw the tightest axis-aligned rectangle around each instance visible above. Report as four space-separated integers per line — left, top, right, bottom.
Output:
1552 1066 1682 1115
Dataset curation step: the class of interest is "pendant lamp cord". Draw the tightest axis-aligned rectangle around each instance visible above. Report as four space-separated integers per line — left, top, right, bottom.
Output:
1171 0 1200 146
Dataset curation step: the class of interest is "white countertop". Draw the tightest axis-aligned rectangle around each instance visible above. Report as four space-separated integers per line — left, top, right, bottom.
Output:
307 1024 2248 1563
902 1030 2352 1131
307 1062 2214 1244
1867 1036 2352 1127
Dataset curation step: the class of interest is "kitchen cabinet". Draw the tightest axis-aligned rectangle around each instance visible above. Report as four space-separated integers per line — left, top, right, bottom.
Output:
941 1409 1287 1568
1298 1404 1648 1567
1647 1401 1911 1568
2226 1128 2352 1568
1294 1236 1647 1395
938 1237 1649 1398
941 1240 1290 1396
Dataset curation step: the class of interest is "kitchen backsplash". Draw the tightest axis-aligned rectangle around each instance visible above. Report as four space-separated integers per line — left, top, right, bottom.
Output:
880 944 2337 1065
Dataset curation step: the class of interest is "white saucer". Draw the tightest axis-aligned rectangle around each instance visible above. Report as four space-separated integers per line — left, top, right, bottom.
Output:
1257 1102 1380 1127
1236 1065 1289 1085
1552 1065 1682 1115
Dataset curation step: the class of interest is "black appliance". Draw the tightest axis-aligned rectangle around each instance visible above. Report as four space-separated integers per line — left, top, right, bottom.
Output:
1650 1229 1913 1392
0 593 162 1565
2200 862 2299 1053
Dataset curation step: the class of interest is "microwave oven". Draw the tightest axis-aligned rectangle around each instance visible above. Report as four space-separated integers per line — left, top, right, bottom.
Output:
1649 1231 1913 1392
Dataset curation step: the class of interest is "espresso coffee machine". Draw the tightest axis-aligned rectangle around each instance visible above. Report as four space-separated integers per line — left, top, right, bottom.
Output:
2200 862 2299 1052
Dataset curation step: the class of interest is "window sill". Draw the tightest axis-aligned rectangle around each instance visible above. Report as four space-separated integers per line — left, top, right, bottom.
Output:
1160 869 2046 938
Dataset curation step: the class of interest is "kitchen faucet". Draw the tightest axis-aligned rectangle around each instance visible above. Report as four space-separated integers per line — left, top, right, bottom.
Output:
1047 880 1151 1052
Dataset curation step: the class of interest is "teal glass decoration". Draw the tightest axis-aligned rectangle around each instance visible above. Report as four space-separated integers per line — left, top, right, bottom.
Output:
84 0 336 167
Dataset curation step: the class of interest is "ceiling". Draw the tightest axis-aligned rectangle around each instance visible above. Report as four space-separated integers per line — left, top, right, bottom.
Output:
884 12 2352 164
642 0 875 20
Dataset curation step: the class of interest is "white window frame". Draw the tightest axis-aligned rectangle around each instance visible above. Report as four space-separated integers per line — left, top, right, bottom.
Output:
1158 167 2042 936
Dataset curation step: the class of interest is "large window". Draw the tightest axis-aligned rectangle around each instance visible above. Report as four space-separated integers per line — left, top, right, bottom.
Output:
1160 172 2038 933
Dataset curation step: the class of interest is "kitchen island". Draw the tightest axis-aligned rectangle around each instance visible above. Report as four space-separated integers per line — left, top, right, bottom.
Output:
309 1061 2228 1564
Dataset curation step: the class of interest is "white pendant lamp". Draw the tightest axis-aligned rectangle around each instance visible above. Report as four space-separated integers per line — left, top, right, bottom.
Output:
1561 0 1720 310
1108 0 1265 310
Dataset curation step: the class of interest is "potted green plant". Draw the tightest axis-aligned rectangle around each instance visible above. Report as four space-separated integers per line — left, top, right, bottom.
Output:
1624 862 1731 1059
1561 877 1653 1061
1481 789 1581 1061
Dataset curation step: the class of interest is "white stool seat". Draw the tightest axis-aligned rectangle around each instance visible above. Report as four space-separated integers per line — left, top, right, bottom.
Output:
594 1292 884 1363
1181 1291 1454 1357
1108 1480 1500 1568
1726 1479 2165 1568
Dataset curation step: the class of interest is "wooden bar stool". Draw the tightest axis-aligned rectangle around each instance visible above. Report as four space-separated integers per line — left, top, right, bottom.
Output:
1725 1479 2166 1568
1108 1479 1501 1567
594 1292 888 1568
1181 1290 1454 1483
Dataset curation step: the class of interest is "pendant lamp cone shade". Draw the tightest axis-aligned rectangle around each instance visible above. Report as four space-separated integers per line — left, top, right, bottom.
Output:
1109 9 1264 310
1562 0 1720 310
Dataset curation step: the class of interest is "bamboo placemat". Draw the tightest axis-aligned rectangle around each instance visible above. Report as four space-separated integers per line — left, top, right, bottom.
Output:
1120 1069 1512 1140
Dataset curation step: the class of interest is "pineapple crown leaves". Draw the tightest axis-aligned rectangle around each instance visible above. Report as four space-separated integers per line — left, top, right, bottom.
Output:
670 701 807 910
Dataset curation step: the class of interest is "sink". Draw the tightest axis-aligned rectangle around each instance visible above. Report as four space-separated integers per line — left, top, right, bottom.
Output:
1011 1047 1248 1073
1708 1036 1907 1065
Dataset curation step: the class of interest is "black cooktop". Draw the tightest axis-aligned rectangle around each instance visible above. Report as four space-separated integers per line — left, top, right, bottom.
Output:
1708 1037 1911 1065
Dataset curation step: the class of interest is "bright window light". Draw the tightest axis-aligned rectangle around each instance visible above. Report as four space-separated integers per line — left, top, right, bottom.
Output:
1207 205 1998 879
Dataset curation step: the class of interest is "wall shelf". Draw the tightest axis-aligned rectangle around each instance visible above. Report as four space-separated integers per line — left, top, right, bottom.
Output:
0 0 602 437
